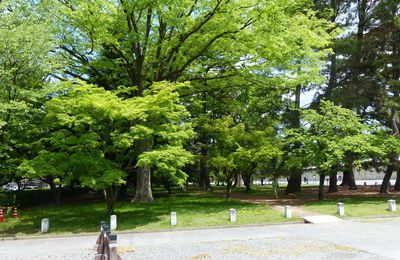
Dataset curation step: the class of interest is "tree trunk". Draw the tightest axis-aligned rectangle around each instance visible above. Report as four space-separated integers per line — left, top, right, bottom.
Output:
104 185 120 215
380 165 394 194
233 172 239 188
133 139 154 202
199 132 212 191
242 172 252 193
340 166 351 186
318 173 326 201
260 177 264 185
348 161 357 190
394 169 400 191
286 84 302 193
225 171 233 201
328 168 338 193
286 169 302 194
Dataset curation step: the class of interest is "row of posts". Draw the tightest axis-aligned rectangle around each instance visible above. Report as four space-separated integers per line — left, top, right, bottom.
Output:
335 199 397 217
153 199 399 227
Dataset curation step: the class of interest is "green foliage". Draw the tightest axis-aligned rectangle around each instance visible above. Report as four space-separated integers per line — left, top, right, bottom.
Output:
0 0 57 182
292 100 381 171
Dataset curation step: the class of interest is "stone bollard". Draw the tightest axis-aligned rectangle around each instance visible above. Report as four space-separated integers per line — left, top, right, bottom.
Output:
109 234 118 260
110 215 117 230
337 202 345 216
229 208 236 222
388 200 397 212
171 212 177 226
284 206 292 218
41 218 49 233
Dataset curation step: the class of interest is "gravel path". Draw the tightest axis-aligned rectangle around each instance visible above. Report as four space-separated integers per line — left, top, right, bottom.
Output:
1 218 400 259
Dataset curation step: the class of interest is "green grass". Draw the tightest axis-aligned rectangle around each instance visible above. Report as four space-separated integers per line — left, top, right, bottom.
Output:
0 193 295 237
304 197 400 218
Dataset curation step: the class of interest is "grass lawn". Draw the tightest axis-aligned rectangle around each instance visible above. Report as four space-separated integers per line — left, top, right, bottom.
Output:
0 192 295 237
304 197 400 218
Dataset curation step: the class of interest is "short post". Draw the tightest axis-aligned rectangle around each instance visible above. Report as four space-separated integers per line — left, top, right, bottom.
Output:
110 215 117 230
229 208 236 222
388 200 397 212
337 202 345 216
375 182 378 186
41 218 49 233
109 234 118 260
364 182 367 186
171 211 177 226
284 205 292 218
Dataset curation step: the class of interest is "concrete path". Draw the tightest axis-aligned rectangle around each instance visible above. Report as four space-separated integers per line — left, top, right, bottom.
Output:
1 218 400 259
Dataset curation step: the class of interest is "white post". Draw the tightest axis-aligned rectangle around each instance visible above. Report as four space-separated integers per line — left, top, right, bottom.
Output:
171 212 177 226
41 218 49 233
229 208 236 222
110 215 117 230
284 206 292 218
109 234 118 260
337 202 345 216
388 200 397 212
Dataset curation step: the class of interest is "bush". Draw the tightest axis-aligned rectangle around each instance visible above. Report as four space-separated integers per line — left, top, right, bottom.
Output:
0 187 92 208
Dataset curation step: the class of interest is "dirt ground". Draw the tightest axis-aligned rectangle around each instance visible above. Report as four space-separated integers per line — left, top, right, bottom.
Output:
216 185 400 208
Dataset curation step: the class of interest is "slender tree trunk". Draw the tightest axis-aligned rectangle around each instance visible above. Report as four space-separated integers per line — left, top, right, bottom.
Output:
225 171 233 201
104 185 120 215
286 84 302 193
199 133 211 191
328 167 338 193
394 168 400 191
318 172 326 201
133 139 154 202
261 177 264 185
381 165 395 194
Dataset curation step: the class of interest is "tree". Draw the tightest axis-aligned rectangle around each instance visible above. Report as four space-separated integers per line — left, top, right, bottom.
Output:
296 100 379 200
0 0 56 185
48 0 333 201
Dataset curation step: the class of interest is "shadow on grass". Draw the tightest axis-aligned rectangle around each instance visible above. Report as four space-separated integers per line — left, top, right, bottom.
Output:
0 194 275 236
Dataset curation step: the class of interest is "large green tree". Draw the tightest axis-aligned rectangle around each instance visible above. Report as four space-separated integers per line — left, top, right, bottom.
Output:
0 0 57 186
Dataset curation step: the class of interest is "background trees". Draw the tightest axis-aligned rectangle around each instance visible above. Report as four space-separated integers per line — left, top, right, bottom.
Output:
3 0 400 213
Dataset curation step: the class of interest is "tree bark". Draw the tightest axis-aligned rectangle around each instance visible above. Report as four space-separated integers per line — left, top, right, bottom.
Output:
328 167 338 193
104 185 119 215
318 172 326 200
225 171 233 201
380 165 394 194
133 139 154 202
286 169 302 194
199 133 212 191
348 161 357 190
340 166 351 186
394 168 400 191
242 172 252 193
286 84 302 193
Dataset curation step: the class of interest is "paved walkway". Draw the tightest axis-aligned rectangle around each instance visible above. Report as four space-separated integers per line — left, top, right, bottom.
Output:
1 217 400 259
